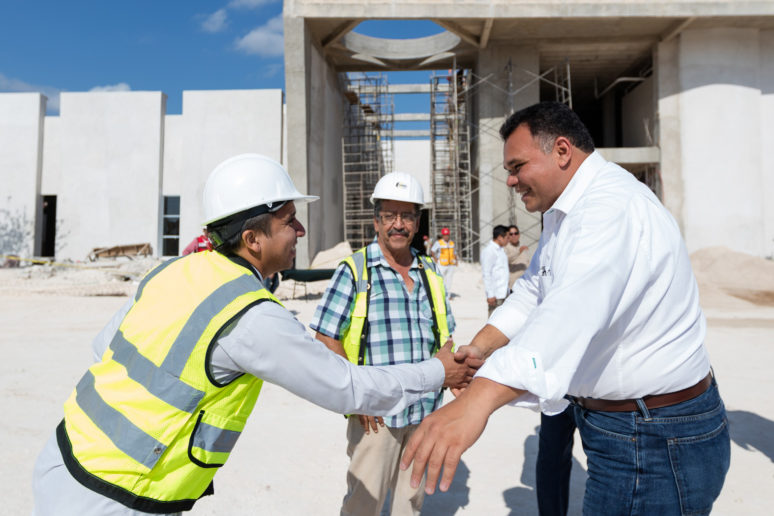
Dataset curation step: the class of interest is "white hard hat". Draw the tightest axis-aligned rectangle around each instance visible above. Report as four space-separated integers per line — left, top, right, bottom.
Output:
370 172 426 208
203 153 318 225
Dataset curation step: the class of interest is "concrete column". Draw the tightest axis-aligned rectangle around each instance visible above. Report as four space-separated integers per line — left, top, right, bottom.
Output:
285 14 346 267
678 28 763 255
474 45 539 255
761 29 774 258
656 38 685 234
0 93 46 258
284 15 313 267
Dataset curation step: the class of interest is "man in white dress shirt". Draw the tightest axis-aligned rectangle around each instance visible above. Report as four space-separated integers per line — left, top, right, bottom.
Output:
401 102 730 515
480 225 510 316
32 154 478 516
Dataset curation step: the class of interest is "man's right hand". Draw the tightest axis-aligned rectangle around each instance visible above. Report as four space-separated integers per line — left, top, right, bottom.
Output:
487 296 497 306
449 344 485 397
435 340 483 389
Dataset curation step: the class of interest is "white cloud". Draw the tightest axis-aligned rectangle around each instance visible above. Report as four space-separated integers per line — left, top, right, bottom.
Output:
89 82 131 92
227 0 277 9
0 73 62 112
234 15 284 57
202 9 228 33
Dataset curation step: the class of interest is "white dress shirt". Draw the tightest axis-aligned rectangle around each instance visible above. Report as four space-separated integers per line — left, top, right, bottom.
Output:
33 270 445 516
480 240 509 299
479 151 710 414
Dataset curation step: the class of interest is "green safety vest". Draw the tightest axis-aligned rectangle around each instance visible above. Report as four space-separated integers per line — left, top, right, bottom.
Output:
58 251 281 513
340 246 451 366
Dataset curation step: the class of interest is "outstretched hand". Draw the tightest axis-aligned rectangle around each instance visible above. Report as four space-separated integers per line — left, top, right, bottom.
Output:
400 378 524 494
435 339 483 389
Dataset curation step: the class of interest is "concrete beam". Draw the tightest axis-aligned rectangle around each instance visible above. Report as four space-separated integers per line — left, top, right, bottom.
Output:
390 113 431 122
286 1 774 19
354 83 449 94
597 146 660 164
433 19 480 47
480 18 494 49
322 19 361 48
393 129 431 137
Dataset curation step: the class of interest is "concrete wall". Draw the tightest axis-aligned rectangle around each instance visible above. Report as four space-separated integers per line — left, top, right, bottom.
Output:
306 42 345 263
41 116 62 196
677 28 764 256
0 93 45 257
178 90 284 248
622 76 655 147
393 140 431 203
761 30 774 258
162 115 184 197
56 92 165 260
475 45 540 254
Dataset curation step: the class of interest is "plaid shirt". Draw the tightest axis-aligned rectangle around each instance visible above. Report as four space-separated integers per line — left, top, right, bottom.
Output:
310 240 456 428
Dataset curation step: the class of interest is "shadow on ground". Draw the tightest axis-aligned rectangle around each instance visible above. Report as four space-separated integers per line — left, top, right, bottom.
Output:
503 426 587 516
727 410 774 463
421 461 471 514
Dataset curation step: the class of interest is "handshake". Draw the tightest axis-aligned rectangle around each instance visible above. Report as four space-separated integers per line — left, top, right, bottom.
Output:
435 340 486 393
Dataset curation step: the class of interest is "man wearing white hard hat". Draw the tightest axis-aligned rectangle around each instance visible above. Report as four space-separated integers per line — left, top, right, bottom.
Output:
311 172 462 516
32 156 478 515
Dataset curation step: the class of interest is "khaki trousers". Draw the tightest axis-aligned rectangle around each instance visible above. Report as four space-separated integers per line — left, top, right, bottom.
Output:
340 418 425 516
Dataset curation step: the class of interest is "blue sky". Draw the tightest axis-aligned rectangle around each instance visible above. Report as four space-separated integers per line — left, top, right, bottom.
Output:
1 1 444 118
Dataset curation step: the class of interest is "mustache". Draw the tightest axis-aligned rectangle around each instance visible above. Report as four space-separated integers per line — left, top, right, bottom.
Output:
388 229 410 237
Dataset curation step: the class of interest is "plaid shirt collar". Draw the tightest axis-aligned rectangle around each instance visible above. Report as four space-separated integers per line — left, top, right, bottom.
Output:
366 238 420 271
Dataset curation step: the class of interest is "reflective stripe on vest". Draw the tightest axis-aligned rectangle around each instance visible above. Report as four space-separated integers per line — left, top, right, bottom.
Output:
60 251 281 513
339 247 450 366
436 239 457 266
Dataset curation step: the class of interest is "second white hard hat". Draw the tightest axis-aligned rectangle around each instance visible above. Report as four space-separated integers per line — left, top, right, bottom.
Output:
369 172 426 208
203 154 318 225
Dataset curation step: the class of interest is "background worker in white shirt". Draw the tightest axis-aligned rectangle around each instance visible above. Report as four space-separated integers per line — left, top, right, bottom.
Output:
401 102 730 516
480 225 510 316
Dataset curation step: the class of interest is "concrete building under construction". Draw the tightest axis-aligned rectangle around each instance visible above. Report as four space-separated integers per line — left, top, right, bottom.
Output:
2 1 773 266
285 0 774 266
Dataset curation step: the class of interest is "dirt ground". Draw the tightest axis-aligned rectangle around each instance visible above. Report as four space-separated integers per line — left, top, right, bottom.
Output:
1 248 772 515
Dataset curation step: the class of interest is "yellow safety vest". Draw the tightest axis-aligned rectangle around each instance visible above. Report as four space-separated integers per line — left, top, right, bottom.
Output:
58 251 281 513
436 239 457 266
340 246 450 366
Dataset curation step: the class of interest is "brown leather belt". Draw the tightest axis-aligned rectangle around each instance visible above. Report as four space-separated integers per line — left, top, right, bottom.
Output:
572 373 713 412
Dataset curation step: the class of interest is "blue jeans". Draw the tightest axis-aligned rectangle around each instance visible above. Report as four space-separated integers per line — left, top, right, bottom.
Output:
536 406 576 516
573 379 730 516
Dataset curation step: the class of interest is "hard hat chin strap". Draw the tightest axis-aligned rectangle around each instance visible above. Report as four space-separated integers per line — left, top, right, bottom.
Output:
207 201 287 251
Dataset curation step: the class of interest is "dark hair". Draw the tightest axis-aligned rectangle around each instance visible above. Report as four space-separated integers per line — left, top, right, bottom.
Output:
493 225 509 240
509 224 519 232
208 212 273 255
499 102 594 154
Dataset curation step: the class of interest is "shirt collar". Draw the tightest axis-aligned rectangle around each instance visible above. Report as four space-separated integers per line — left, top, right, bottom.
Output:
547 150 606 216
367 238 419 269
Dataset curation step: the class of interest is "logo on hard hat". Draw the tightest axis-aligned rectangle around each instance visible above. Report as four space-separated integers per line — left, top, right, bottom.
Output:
395 181 407 189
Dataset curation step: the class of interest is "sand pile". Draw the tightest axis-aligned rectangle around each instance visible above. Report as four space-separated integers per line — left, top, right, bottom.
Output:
691 246 774 309
0 257 160 297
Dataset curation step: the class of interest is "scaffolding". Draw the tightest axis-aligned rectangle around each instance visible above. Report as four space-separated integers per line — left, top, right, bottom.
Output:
341 74 395 250
429 69 474 262
460 59 573 256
